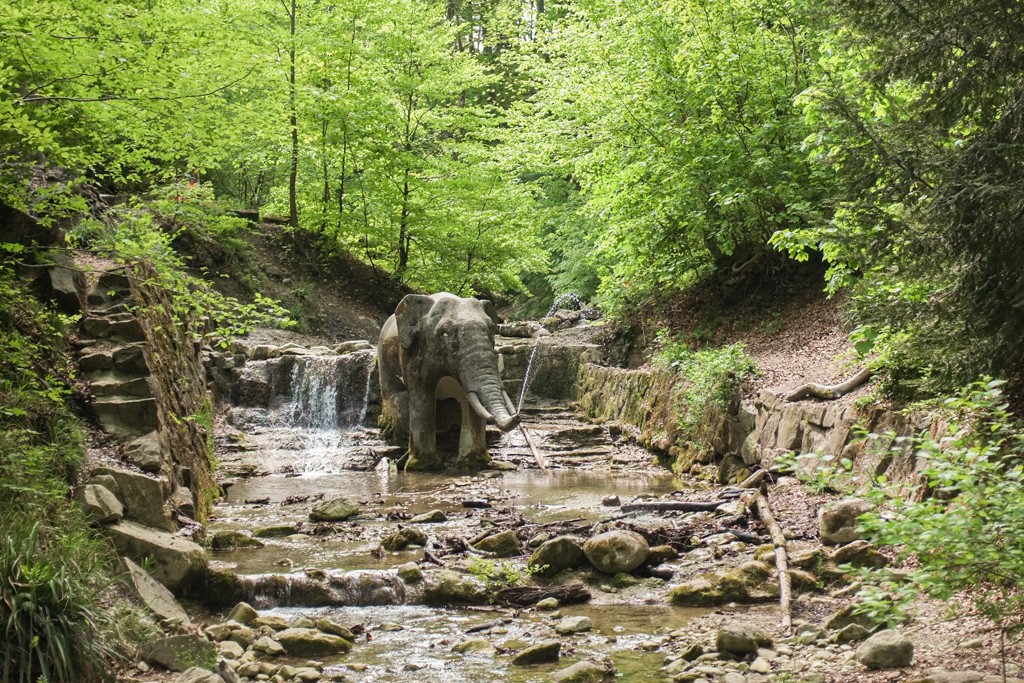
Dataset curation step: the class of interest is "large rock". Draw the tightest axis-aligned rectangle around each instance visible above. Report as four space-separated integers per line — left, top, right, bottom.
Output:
856 629 914 669
93 395 159 437
511 639 561 666
226 602 259 626
553 660 610 683
175 668 222 683
309 496 359 522
119 557 191 627
104 520 206 591
381 527 428 551
716 623 773 656
274 628 352 657
74 484 123 523
93 466 172 530
819 498 875 545
529 536 586 576
667 570 749 606
473 530 521 557
909 672 1024 683
420 570 486 605
140 634 216 672
583 530 649 574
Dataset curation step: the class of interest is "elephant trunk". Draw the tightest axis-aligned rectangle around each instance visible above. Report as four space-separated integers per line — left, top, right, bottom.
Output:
461 351 520 432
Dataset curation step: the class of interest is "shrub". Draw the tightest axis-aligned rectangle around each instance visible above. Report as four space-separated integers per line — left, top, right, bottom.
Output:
853 379 1024 631
653 335 756 454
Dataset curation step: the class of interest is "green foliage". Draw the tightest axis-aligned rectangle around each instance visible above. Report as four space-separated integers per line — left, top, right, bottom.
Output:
70 192 291 346
0 518 121 683
853 380 1024 630
773 451 854 494
0 266 132 681
653 335 756 453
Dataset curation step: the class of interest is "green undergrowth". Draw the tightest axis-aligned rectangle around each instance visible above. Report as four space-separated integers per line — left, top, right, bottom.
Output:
68 181 292 346
0 264 137 681
852 380 1024 634
653 333 756 462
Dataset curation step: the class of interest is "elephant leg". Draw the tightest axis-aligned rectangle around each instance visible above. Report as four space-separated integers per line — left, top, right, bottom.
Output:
456 405 491 470
405 384 443 471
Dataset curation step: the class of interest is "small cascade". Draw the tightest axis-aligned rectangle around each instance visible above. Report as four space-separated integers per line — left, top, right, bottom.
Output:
228 349 378 473
238 569 407 608
517 292 585 411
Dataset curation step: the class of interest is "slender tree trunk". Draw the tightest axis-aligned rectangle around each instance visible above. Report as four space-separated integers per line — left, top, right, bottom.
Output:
287 0 299 228
397 169 411 278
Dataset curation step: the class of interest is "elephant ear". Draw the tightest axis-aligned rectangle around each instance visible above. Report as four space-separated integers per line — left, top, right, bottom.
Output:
395 294 435 352
480 299 502 325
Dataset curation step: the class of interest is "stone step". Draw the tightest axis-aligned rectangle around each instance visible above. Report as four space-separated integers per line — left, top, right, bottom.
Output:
82 315 145 343
112 343 150 374
89 372 153 398
93 396 159 437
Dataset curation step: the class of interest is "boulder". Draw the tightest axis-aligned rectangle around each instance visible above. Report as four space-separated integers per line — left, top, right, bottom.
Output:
667 571 748 607
409 509 447 523
316 617 355 641
226 602 259 626
309 497 359 522
716 623 773 656
909 671 1024 683
210 531 265 551
819 498 875 545
554 615 593 635
529 536 586 576
93 466 172 530
452 638 497 655
74 484 123 523
335 340 374 354
473 530 521 557
421 570 486 605
831 539 887 568
397 562 423 583
253 523 300 538
583 530 649 574
381 527 428 551
856 629 914 669
140 634 216 672
553 660 610 683
118 557 191 627
125 432 163 472
103 520 206 591
274 627 352 657
175 668 222 683
250 635 285 657
511 639 561 666
824 604 878 632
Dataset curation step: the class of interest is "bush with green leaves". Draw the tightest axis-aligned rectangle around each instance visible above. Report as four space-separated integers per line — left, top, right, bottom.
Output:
653 335 757 455
852 380 1024 631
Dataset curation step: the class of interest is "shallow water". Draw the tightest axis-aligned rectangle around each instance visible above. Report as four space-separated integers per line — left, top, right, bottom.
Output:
262 602 705 683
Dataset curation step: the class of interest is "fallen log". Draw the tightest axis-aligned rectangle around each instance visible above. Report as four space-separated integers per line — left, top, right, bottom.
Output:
750 489 792 632
620 500 727 513
784 366 872 402
494 583 591 607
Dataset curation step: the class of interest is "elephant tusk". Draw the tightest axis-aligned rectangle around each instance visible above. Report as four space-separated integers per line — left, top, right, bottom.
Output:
466 391 495 422
502 390 518 416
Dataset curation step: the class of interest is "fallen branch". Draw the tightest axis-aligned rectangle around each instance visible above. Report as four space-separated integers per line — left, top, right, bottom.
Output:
494 583 591 607
737 469 767 489
520 425 549 474
750 489 792 632
620 500 727 513
784 367 872 402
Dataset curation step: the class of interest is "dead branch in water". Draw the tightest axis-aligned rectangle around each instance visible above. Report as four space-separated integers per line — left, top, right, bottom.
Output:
784 366 872 402
520 425 549 474
494 583 591 607
620 500 728 513
749 488 792 632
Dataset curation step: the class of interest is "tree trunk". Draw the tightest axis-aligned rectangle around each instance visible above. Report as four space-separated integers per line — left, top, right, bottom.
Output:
287 0 299 228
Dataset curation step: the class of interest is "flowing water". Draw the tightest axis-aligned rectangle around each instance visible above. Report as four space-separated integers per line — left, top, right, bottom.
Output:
211 344 712 682
515 293 585 412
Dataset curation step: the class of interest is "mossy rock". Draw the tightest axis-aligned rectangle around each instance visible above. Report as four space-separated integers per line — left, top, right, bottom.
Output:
381 527 428 552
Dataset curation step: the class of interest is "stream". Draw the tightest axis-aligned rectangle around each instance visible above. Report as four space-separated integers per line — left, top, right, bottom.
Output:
209 350 715 681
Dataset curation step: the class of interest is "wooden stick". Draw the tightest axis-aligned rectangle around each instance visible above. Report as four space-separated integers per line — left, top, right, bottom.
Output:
620 500 727 513
520 425 550 474
752 489 792 632
737 469 767 489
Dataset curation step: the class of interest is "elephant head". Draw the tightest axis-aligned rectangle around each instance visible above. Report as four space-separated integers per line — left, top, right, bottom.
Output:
395 293 520 432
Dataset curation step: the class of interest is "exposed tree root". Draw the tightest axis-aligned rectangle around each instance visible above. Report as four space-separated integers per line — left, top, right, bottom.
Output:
749 488 793 632
784 366 872 402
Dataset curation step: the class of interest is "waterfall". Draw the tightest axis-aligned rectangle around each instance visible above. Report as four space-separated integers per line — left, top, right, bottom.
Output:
229 349 376 472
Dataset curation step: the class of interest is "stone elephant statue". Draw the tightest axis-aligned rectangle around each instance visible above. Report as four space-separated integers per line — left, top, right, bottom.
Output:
377 293 520 470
